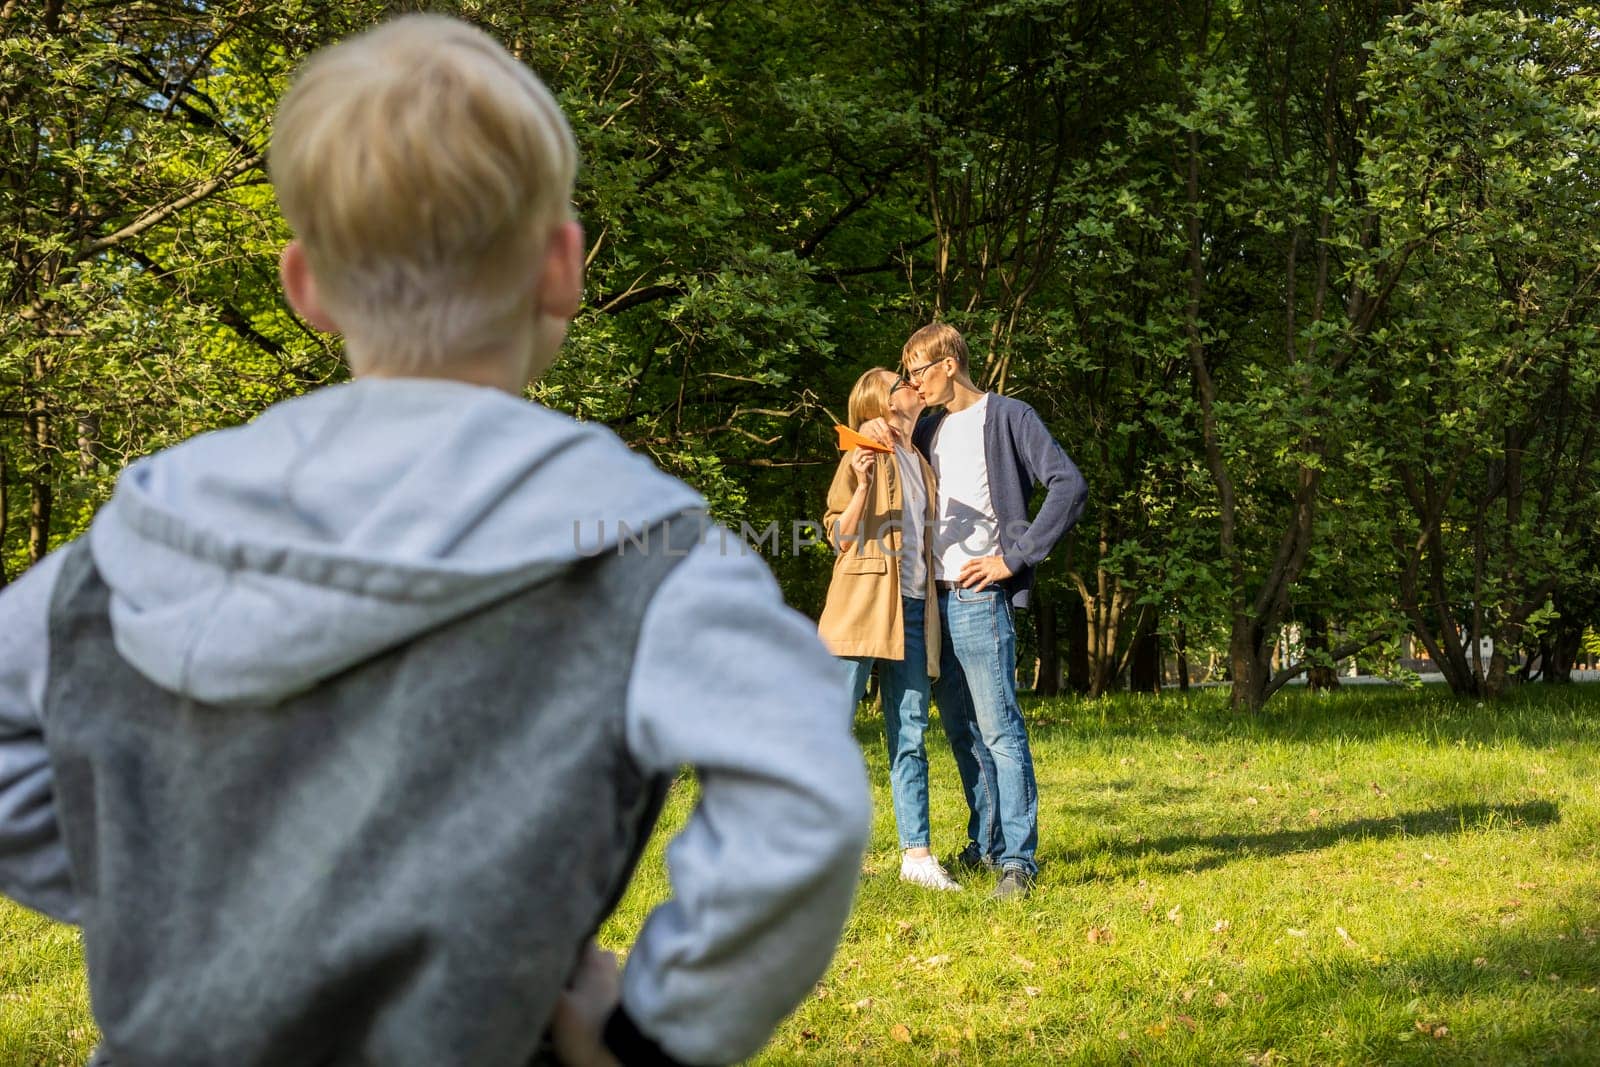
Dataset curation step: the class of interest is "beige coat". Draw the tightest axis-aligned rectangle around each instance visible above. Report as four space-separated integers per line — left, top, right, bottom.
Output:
816 447 941 678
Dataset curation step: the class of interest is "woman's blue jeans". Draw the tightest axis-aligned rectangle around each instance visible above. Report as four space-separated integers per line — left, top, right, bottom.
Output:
841 596 937 850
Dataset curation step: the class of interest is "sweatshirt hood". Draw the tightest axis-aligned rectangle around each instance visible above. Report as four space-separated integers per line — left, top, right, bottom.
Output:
88 379 703 705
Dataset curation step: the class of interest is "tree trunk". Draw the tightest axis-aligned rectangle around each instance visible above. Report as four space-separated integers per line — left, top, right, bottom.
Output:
1083 583 1133 697
28 479 51 564
77 413 101 474
1229 618 1272 712
1485 647 1512 698
1305 612 1341 691
25 349 51 564
1033 597 1061 697
1545 601 1580 684
1065 589 1089 694
1175 619 1190 692
1128 604 1161 693
26 413 50 565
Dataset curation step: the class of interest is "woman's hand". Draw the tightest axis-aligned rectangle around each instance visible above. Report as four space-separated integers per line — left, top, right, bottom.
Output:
850 448 876 485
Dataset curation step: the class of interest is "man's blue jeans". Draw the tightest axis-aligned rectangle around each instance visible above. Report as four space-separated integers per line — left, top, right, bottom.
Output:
934 585 1038 876
842 596 936 850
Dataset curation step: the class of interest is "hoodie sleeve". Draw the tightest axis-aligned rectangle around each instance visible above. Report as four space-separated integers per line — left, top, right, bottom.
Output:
615 534 871 1066
0 549 79 923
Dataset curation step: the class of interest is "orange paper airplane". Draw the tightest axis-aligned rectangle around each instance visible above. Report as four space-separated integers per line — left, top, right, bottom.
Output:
834 423 894 453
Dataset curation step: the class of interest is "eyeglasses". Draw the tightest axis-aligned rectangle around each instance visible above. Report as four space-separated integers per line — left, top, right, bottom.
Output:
903 357 948 382
889 377 913 395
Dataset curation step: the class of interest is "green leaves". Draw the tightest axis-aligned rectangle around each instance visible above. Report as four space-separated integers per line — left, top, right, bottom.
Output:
4 0 1600 700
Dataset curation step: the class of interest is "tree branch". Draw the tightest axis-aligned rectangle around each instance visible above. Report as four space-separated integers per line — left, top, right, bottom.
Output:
75 153 265 262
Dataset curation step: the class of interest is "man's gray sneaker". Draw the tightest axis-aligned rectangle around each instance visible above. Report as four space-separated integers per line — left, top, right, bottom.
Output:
992 868 1034 900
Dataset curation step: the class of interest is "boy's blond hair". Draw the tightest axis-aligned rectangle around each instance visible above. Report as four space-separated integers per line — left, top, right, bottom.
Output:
901 322 969 373
270 15 577 374
846 367 895 431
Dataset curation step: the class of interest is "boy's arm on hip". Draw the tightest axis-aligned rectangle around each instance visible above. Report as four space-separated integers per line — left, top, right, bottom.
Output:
0 549 79 924
617 538 870 1065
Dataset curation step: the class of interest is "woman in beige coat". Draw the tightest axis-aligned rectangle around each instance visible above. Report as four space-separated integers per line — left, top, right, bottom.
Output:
817 367 959 892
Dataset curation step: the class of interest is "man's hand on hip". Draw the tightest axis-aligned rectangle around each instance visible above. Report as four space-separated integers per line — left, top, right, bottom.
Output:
958 555 1013 591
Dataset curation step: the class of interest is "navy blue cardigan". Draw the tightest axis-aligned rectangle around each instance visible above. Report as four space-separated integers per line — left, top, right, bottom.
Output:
911 394 1087 610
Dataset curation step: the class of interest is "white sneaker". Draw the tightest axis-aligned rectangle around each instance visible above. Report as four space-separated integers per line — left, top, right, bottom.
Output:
900 854 962 891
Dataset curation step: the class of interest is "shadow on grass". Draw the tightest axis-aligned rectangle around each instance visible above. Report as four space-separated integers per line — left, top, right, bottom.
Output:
1233 900 1600 1066
1015 684 1600 748
1081 800 1561 878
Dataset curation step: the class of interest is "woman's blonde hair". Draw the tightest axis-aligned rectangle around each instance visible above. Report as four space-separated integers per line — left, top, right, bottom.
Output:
846 367 896 430
269 15 578 374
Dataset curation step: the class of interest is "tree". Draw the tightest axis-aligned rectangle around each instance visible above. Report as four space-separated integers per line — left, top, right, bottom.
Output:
1365 4 1600 696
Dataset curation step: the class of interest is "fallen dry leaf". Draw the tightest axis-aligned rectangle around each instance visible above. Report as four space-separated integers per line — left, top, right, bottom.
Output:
1012 954 1037 970
1336 926 1355 945
1088 926 1112 944
1472 957 1489 968
1175 1014 1199 1032
1024 986 1042 997
1212 920 1232 934
891 1023 913 1043
1167 904 1184 924
1213 992 1233 1008
1286 927 1308 938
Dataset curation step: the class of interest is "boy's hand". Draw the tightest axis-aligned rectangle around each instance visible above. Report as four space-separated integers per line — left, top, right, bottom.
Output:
855 417 900 448
958 554 1013 591
551 944 623 1067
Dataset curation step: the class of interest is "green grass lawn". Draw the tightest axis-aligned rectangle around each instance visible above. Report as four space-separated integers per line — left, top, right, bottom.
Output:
3 686 1598 1064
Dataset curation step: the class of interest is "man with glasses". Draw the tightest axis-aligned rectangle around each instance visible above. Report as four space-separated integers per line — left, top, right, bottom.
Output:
893 323 1086 900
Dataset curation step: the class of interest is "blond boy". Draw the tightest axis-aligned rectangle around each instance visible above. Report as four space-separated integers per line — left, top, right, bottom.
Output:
0 16 868 1066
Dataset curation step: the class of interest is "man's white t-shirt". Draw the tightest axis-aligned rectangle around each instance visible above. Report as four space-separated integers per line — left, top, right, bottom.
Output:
928 394 999 582
894 443 928 598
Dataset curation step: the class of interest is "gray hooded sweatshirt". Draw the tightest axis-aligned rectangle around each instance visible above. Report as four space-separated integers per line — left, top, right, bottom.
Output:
0 378 870 1065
